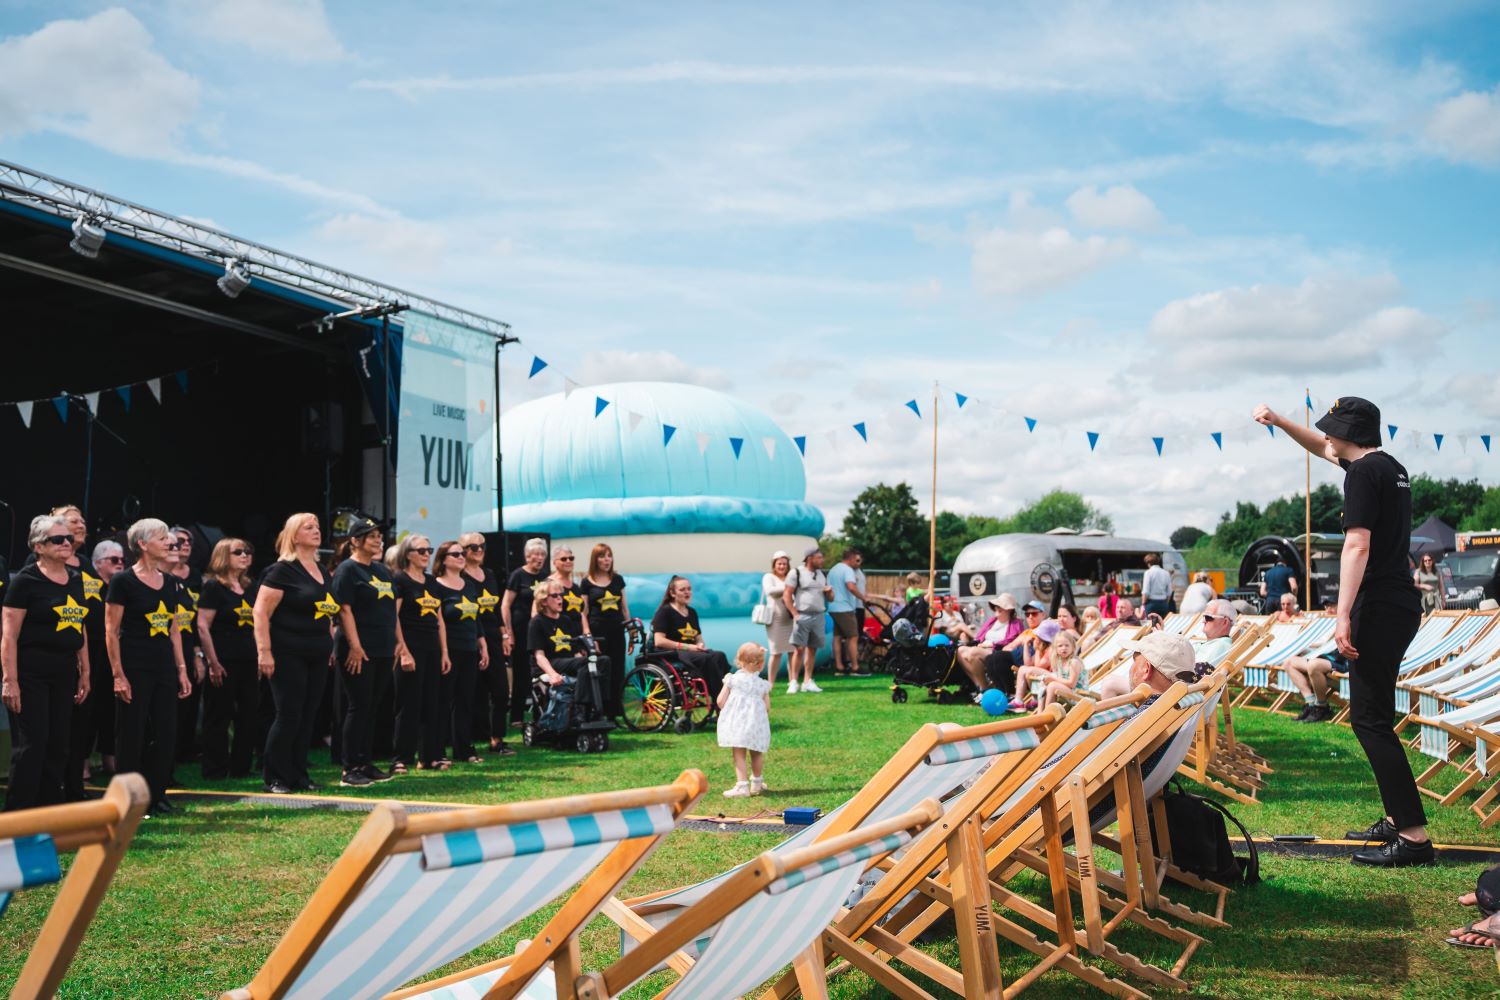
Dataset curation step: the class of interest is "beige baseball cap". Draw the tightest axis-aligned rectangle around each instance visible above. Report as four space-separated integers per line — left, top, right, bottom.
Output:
1121 632 1197 681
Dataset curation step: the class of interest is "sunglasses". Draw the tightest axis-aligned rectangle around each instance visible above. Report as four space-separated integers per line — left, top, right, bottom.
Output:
464 543 485 552
411 547 433 556
100 555 124 564
446 550 466 559
1202 614 1223 623
165 542 183 551
556 556 575 562
231 548 253 557
45 534 74 546
546 593 564 600
1024 609 1043 616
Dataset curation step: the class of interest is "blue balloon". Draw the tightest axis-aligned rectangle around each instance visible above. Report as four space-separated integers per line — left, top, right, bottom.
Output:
927 633 951 647
980 688 1009 716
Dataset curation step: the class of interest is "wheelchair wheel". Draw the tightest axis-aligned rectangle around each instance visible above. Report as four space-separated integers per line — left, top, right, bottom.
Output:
682 677 715 729
522 723 537 746
621 665 674 733
592 733 609 753
891 686 908 704
576 733 593 753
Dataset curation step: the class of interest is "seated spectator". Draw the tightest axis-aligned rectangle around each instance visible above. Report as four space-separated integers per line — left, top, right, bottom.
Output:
1448 866 1500 949
1055 603 1082 635
1114 598 1141 626
1231 598 1257 616
902 572 925 604
1273 593 1300 624
955 594 1021 694
934 599 975 643
982 599 1046 694
1180 572 1217 615
1010 619 1060 711
1283 642 1349 724
1037 629 1085 711
1192 599 1238 666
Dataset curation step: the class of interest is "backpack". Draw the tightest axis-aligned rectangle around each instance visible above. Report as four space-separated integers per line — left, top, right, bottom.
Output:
537 677 577 735
1151 779 1260 886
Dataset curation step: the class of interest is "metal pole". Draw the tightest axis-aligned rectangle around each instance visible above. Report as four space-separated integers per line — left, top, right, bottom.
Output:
929 381 938 599
494 339 505 534
381 313 392 523
1305 388 1312 603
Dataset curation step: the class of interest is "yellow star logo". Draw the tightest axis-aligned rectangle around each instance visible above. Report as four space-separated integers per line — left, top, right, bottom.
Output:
563 591 585 614
233 599 255 628
597 590 621 613
174 603 195 633
476 588 500 615
188 588 200 604
416 590 441 617
145 601 173 637
53 595 88 633
80 571 103 602
678 623 700 643
455 595 480 621
313 592 341 621
369 578 395 600
549 627 573 654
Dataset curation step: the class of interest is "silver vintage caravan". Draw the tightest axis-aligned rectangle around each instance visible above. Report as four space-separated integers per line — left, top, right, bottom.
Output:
950 529 1188 610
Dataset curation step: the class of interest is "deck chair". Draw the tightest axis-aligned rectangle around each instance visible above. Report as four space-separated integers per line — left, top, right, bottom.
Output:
1391 612 1499 722
1397 620 1500 736
1159 613 1197 636
224 771 706 1000
1235 617 1336 712
1410 690 1500 807
1332 611 1481 725
1179 628 1275 804
2 773 149 1000
1080 625 1149 688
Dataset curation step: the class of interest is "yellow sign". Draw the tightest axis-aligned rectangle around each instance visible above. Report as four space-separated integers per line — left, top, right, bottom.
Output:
233 599 255 628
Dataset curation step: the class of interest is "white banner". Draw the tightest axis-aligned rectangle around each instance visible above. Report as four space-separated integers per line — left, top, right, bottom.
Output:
396 312 498 535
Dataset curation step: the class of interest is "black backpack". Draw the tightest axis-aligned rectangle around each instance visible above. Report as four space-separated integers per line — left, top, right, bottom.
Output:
1151 779 1260 886
537 677 577 735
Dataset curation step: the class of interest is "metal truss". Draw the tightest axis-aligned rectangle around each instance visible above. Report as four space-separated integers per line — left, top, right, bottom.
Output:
0 158 515 342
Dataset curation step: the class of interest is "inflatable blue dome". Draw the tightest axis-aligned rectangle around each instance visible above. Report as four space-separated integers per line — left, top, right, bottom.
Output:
502 383 825 621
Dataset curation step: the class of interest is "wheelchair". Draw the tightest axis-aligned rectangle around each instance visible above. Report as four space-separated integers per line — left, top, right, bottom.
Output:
619 618 719 735
520 634 616 753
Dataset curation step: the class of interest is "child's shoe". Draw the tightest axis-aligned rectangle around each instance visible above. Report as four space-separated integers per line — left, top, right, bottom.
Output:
750 776 768 795
723 781 752 798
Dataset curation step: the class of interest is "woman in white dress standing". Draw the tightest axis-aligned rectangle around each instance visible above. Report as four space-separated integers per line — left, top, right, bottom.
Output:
760 551 794 685
717 643 772 798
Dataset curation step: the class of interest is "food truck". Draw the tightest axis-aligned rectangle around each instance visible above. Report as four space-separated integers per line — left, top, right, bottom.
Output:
1444 531 1500 607
950 529 1187 611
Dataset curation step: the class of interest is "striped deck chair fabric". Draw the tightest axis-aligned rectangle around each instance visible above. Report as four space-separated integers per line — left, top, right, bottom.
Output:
0 833 62 918
1416 691 1500 762
1161 614 1197 635
1406 625 1500 695
1241 619 1334 690
1397 616 1466 674
1387 614 1488 714
1418 660 1500 723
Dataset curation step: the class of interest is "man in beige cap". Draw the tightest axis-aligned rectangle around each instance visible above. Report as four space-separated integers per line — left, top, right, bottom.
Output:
1121 631 1199 697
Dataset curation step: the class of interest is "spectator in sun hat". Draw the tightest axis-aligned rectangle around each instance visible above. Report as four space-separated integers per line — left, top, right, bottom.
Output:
1009 618 1061 710
955 593 1022 693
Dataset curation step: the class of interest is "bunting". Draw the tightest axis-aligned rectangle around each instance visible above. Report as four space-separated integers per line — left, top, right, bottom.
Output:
904 399 921 418
1024 416 1037 433
954 392 968 408
1152 436 1165 456
794 435 806 456
662 424 677 446
51 396 68 423
16 400 32 429
594 396 610 417
852 422 868 442
1087 431 1099 451
729 436 744 458
1211 432 1223 451
528 356 548 378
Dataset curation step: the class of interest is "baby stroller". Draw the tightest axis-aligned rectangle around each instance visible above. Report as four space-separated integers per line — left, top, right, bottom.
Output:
521 634 616 753
886 605 971 704
619 619 719 735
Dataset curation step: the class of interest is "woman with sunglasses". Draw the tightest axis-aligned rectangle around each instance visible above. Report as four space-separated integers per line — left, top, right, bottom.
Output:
390 534 450 773
547 545 591 638
432 540 486 764
3 515 92 810
500 538 548 729
197 538 259 779
459 532 512 755
65 539 124 798
584 542 630 718
329 519 397 787
107 518 191 814
167 526 205 766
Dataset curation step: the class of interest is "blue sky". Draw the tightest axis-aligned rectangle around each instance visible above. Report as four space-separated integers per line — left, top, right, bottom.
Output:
2 1 1498 538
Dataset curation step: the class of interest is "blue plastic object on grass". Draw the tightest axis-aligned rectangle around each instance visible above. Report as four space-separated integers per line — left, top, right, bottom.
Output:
783 807 822 826
979 688 1009 716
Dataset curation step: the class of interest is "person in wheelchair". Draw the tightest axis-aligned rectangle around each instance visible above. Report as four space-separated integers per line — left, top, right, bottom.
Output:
649 576 730 699
527 581 608 711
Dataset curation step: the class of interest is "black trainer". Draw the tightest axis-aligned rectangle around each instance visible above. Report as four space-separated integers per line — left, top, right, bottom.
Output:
340 770 373 788
1351 835 1435 868
1292 703 1314 722
1345 817 1398 842
265 781 293 794
1307 704 1335 723
361 764 396 783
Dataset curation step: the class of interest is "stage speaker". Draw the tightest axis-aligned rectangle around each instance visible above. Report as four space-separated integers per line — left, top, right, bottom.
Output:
302 401 345 457
482 530 550 576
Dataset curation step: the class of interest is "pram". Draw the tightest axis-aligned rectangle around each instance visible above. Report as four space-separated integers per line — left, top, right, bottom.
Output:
521 634 616 753
886 599 971 704
619 618 720 735
858 597 930 674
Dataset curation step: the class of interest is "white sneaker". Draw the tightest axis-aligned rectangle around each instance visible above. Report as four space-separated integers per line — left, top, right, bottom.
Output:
723 781 751 798
750 777 768 795
786 681 799 694
802 680 823 693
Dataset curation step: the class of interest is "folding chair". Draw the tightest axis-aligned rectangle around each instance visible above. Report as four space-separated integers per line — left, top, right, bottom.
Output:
1180 629 1275 803
1236 617 1335 713
224 771 706 1000
1332 611 1476 725
2 773 150 1000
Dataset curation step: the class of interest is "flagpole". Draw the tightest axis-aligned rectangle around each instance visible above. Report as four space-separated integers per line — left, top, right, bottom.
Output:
929 380 939 600
1304 388 1312 604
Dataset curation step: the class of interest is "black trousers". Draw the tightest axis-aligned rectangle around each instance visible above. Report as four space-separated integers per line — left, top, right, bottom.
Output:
6 662 75 811
394 637 444 765
262 646 329 788
1348 602 1425 830
444 647 479 759
202 656 259 778
674 648 728 700
337 654 394 771
1143 599 1172 620
591 621 627 716
64 654 116 798
473 631 510 747
509 643 532 724
116 668 180 804
540 655 610 711
176 648 203 762
984 648 1019 692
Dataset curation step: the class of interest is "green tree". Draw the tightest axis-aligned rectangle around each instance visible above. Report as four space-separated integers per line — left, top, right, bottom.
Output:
1211 501 1265 555
1460 488 1500 532
1260 485 1343 538
1170 525 1207 551
1001 490 1114 535
934 511 970 567
840 482 927 568
1410 475 1487 529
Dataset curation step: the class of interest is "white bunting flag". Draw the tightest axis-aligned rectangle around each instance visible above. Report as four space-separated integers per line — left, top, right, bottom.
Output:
1458 435 1470 453
627 409 644 432
695 432 711 455
85 391 100 414
146 378 162 403
16 400 32 428
564 378 580 398
762 436 777 460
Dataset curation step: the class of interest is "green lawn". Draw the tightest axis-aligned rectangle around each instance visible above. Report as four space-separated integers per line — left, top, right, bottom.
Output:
3 677 1498 998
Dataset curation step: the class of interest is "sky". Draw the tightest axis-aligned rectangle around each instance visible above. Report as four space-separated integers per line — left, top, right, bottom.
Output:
2 1 1498 540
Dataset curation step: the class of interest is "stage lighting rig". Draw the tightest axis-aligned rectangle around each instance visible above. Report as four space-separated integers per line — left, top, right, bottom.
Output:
68 213 106 258
217 257 252 298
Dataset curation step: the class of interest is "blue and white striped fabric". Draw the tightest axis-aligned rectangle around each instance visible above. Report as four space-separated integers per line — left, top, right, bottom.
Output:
766 831 912 895
1401 615 1490 675
405 966 557 1000
0 834 61 919
1396 618 1465 675
925 728 1040 765
1416 691 1500 762
1084 703 1138 730
1410 635 1500 695
281 806 675 1000
1247 623 1317 669
1162 614 1194 635
1175 691 1206 710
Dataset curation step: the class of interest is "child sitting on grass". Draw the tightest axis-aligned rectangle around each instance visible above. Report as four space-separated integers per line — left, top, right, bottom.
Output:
717 642 772 798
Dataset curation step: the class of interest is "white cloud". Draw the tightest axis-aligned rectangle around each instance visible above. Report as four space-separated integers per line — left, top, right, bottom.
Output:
1144 274 1446 376
1065 184 1164 231
313 213 447 267
0 9 199 157
1446 372 1500 421
172 0 345 62
574 350 732 390
1424 86 1500 166
972 226 1131 298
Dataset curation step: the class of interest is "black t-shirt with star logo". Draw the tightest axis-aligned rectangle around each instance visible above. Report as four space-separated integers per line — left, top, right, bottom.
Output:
331 558 398 658
106 566 182 675
505 567 547 650
585 573 627 632
466 567 504 645
3 562 89 668
558 580 589 633
651 604 703 648
527 611 583 665
79 565 108 665
432 576 482 654
198 578 259 663
395 571 442 640
171 568 202 652
260 559 337 658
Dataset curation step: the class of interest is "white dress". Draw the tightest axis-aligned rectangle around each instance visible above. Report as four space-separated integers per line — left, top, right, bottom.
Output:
717 671 772 753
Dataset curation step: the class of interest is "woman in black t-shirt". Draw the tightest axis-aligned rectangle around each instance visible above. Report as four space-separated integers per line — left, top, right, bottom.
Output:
197 538 260 779
584 543 631 717
500 537 549 727
460 532 512 755
65 538 123 799
253 513 338 794
548 545 591 637
433 540 487 764
2 515 91 811
106 518 191 811
168 526 205 765
330 519 398 786
650 576 728 700
390 534 449 772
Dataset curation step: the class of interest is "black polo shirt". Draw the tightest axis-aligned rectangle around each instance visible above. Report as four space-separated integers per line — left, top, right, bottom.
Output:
1340 450 1421 614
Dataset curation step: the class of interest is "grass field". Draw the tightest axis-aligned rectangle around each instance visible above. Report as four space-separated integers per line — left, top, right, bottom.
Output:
3 676 1498 998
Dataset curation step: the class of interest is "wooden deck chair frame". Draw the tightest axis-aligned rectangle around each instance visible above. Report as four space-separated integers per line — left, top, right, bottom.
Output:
1333 610 1477 726
1231 616 1335 713
1395 612 1500 737
1408 692 1500 809
1179 628 1275 804
3 773 149 1000
227 771 706 1000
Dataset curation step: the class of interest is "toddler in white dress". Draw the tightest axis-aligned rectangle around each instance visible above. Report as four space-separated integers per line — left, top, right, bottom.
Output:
717 643 772 797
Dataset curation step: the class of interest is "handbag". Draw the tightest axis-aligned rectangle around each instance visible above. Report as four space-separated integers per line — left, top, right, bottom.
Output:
752 589 775 626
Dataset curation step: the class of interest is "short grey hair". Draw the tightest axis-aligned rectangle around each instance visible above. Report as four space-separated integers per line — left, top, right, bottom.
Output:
28 515 70 549
551 544 573 559
1206 598 1237 623
92 540 124 563
126 517 171 554
524 537 548 556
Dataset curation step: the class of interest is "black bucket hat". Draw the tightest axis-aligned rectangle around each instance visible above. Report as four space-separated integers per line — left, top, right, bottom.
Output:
1314 396 1382 448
